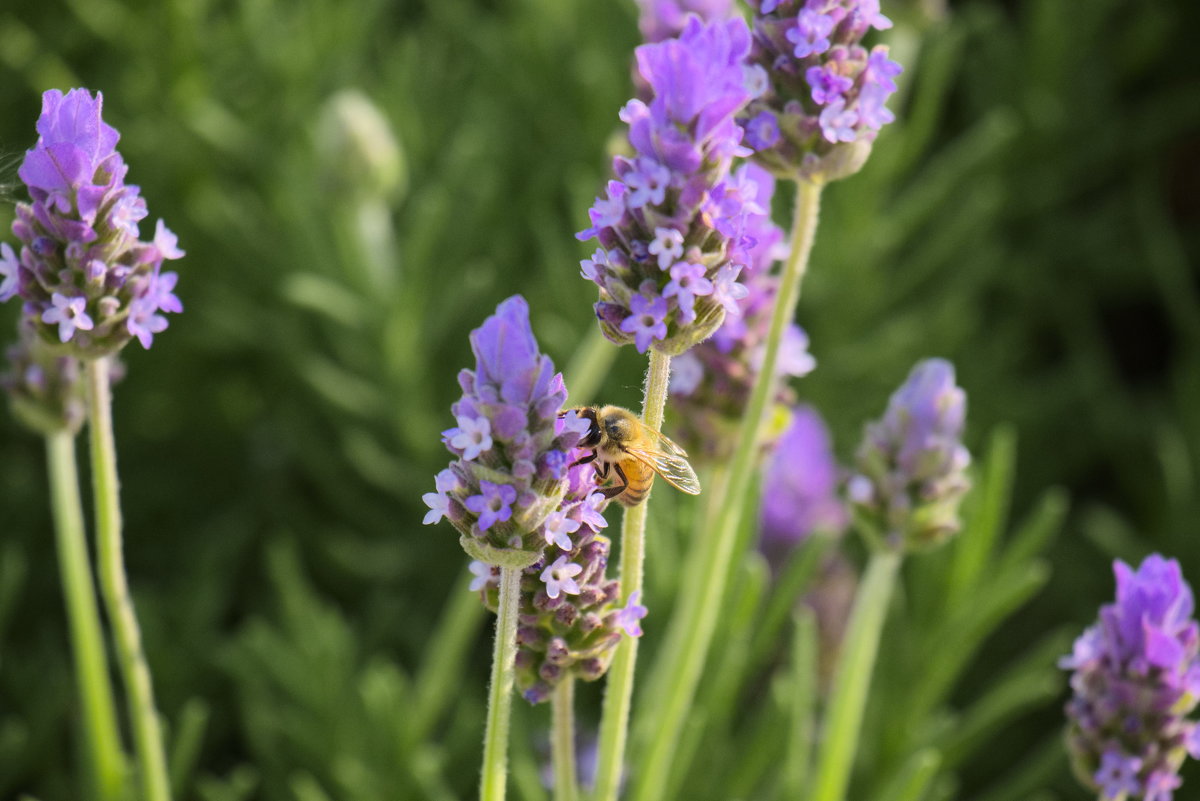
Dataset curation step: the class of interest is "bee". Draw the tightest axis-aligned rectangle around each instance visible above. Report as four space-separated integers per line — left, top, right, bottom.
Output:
562 405 701 506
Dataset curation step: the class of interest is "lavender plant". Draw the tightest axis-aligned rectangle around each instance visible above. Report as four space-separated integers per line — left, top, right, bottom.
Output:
1 87 182 801
1061 554 1200 801
575 16 771 797
627 3 903 796
424 294 610 800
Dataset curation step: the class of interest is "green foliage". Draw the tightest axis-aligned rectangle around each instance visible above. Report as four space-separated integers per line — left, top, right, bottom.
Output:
0 0 1196 797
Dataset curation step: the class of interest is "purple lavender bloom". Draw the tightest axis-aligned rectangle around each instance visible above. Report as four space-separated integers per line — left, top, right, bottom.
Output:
619 293 670 354
613 591 649 637
1061 555 1200 801
760 405 847 550
429 298 638 702
541 556 583 599
2 89 184 356
579 17 764 356
848 359 970 549
741 0 903 181
466 481 518 531
634 0 735 43
2 318 86 435
426 295 584 552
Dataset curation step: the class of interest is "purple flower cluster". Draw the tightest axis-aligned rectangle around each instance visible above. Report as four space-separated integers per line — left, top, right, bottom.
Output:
578 17 768 356
424 296 587 555
633 0 735 43
759 405 847 550
1 319 86 435
742 0 903 181
1060 555 1200 801
667 163 815 461
468 452 647 704
0 89 183 357
847 358 970 549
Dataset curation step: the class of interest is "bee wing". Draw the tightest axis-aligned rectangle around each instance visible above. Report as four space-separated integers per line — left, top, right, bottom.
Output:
624 427 702 496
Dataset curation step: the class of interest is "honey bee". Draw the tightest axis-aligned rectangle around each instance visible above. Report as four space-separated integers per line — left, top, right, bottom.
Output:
563 405 701 506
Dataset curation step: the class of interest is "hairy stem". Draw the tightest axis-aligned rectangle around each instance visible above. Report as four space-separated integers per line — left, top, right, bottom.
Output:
593 348 673 801
481 564 522 801
46 430 127 801
86 357 171 801
552 675 579 801
631 180 824 801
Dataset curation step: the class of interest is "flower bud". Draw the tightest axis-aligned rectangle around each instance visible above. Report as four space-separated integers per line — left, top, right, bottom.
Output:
848 358 970 549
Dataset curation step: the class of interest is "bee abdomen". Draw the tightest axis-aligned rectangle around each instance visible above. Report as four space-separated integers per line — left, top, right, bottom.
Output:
617 481 652 507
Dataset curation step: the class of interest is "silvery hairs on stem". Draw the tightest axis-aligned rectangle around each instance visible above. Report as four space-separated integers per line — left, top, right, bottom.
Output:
577 17 767 357
1060 555 1200 801
743 0 903 183
668 161 815 463
847 358 971 550
423 296 646 702
0 88 184 358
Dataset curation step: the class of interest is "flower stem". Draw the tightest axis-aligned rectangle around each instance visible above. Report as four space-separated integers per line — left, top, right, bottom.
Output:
481 564 522 801
593 348 672 801
552 674 579 801
810 547 902 801
86 357 172 801
630 180 824 801
46 430 128 801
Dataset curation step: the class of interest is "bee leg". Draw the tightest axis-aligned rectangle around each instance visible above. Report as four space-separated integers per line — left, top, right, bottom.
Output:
599 484 627 500
570 451 597 468
608 462 630 498
595 461 610 480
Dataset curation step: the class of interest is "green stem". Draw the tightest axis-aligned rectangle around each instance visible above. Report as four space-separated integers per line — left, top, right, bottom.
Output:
86 357 172 801
631 180 824 801
552 675 579 801
480 564 522 801
46 431 127 801
593 348 672 801
810 548 902 801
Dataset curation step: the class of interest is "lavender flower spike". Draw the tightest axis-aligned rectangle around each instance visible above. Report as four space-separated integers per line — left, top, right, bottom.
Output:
742 0 903 182
1061 554 1200 801
3 89 184 357
847 358 970 550
578 17 766 356
426 295 587 565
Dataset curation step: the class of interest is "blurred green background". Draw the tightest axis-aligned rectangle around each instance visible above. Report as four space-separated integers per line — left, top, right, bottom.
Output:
0 0 1197 798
